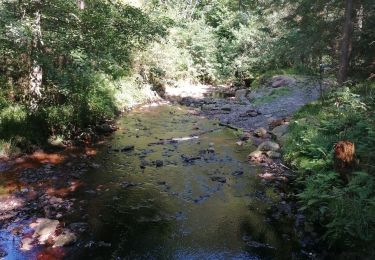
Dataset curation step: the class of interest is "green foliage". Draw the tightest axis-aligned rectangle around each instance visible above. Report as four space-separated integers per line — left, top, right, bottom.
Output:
283 84 375 248
0 0 166 149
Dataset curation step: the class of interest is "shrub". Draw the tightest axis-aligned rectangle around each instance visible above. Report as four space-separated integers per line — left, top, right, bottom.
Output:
283 84 375 249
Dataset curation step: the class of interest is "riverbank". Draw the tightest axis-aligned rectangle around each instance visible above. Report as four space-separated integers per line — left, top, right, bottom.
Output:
0 76 162 160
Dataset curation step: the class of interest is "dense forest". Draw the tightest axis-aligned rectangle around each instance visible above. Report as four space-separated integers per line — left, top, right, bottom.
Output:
0 0 374 259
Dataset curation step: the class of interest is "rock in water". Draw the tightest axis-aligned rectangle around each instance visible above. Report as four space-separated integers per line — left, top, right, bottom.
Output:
271 124 288 140
53 230 77 247
220 105 232 111
207 147 215 153
30 218 59 244
258 141 280 152
254 127 267 137
248 150 263 160
235 89 249 100
266 151 281 159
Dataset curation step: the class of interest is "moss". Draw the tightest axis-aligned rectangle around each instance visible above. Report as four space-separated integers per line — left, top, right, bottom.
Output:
252 87 291 105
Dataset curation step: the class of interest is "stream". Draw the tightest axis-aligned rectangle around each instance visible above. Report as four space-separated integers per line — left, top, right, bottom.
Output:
0 104 301 259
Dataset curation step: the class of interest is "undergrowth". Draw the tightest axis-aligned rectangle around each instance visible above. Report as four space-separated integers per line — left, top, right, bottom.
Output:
283 82 375 253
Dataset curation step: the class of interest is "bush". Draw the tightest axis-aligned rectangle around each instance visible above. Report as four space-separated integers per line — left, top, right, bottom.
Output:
283 84 375 250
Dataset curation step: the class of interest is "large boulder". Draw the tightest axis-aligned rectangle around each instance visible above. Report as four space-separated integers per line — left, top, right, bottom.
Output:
271 124 288 140
53 230 77 247
271 76 296 88
25 218 78 250
235 89 249 100
266 151 281 159
30 218 59 244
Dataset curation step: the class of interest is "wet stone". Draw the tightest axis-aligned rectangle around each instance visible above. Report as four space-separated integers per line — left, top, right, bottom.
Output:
53 230 77 247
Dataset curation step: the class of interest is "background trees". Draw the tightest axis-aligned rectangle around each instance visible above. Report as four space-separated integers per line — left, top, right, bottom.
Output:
140 0 374 85
0 0 166 144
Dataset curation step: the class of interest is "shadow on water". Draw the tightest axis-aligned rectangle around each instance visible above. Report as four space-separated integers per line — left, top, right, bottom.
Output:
1 104 300 259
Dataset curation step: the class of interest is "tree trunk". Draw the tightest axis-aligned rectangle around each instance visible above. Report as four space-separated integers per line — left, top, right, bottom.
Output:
338 0 354 85
29 9 43 110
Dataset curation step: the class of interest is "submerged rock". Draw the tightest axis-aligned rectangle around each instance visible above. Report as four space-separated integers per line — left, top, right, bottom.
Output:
246 240 275 249
68 222 89 234
211 176 227 183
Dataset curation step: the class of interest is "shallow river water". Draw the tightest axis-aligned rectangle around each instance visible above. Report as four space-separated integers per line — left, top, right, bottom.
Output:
1 104 300 259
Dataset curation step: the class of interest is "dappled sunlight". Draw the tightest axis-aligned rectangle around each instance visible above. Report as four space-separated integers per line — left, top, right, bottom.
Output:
84 147 97 156
0 195 24 212
165 82 230 100
46 180 82 197
11 152 66 170
31 151 65 165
